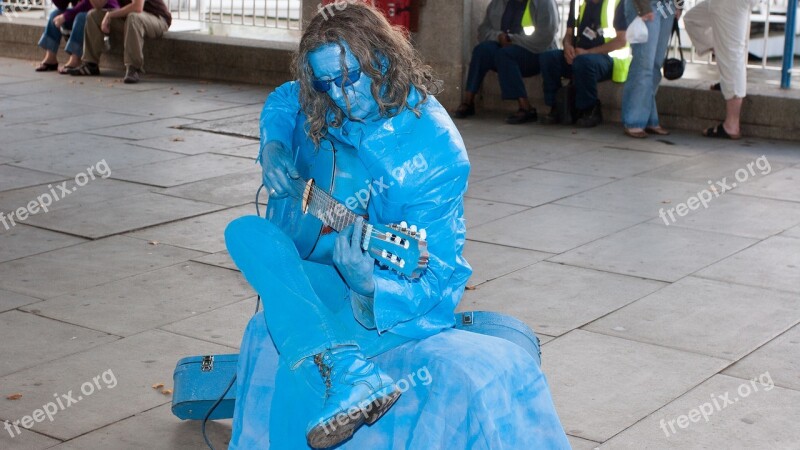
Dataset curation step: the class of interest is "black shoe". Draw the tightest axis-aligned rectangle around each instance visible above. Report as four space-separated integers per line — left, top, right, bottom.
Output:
453 102 475 119
123 66 141 84
576 102 602 128
506 107 537 125
67 62 100 76
540 107 560 125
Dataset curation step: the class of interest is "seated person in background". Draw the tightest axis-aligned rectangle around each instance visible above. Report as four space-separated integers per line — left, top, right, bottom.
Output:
539 0 628 127
454 0 559 124
67 0 171 84
36 0 119 73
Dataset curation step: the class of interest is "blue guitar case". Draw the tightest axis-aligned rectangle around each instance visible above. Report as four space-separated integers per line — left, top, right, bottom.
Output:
171 311 542 421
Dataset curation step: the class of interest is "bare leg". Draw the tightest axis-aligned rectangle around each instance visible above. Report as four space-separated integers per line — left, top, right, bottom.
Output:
463 91 475 105
65 54 81 67
42 50 58 65
518 97 532 110
723 97 742 136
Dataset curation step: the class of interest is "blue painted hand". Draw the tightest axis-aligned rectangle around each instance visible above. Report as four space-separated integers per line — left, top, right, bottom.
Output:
333 216 375 297
259 140 299 198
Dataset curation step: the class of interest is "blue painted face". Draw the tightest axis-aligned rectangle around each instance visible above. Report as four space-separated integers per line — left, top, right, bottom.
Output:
308 42 380 121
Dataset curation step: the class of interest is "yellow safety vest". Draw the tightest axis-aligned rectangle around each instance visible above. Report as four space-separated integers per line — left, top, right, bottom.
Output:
522 0 534 35
576 0 631 82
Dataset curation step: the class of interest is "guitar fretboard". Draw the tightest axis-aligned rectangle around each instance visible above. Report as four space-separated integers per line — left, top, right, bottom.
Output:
289 178 367 238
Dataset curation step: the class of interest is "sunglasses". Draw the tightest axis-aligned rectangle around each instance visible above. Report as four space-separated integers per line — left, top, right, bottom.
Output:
311 68 362 93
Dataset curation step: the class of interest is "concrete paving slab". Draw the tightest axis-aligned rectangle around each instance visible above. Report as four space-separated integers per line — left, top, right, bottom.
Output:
696 236 800 293
112 154 255 188
467 168 613 207
734 167 800 202
0 289 41 313
640 150 787 184
129 129 257 155
126 205 252 253
0 330 236 440
211 142 259 159
0 166 65 192
191 251 237 271
0 179 157 215
783 224 800 239
535 147 686 179
21 192 226 239
179 104 263 121
585 277 800 360
569 435 600 450
461 262 665 337
467 154 531 183
453 117 536 150
463 198 529 228
647 193 800 239
181 114 260 139
7 139 183 176
0 427 61 450
720 138 800 165
468 133 593 165
543 330 728 442
462 240 551 286
161 297 257 349
158 172 262 207
0 224 86 263
556 176 710 217
552 223 757 282
469 204 648 253
101 93 239 119
0 122 60 145
599 375 800 450
86 117 196 140
27 262 254 336
0 310 118 377
0 236 203 299
48 404 232 450
29 112 152 134
724 324 800 391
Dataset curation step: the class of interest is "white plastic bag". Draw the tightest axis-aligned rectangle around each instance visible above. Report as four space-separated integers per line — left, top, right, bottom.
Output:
627 16 649 44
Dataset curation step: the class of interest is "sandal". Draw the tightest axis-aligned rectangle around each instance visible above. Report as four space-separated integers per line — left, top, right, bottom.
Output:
703 123 740 140
67 62 100 76
35 62 58 72
59 65 77 75
645 126 670 135
624 128 648 138
453 103 475 119
710 82 721 91
506 107 537 125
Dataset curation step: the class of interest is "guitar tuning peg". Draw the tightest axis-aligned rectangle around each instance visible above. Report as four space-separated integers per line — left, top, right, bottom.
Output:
409 225 417 232
419 229 427 240
400 221 408 229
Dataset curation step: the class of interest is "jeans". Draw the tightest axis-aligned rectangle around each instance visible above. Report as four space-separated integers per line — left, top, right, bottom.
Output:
225 216 411 368
465 41 541 100
621 0 674 128
540 49 613 111
38 9 87 57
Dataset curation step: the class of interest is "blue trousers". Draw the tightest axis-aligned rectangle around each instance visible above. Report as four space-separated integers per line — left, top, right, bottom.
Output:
225 216 410 368
465 41 541 100
621 0 674 128
540 49 613 111
38 9 87 57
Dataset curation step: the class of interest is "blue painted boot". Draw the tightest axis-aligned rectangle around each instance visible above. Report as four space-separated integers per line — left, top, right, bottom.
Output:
305 347 401 449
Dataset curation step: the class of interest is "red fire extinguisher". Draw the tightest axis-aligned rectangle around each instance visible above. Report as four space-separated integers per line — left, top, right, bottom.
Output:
321 0 422 32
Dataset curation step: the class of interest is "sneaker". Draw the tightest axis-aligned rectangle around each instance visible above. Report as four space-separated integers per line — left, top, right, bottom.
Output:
123 66 141 84
540 107 560 125
305 347 401 449
506 107 537 125
453 102 475 119
576 102 602 128
67 62 100 76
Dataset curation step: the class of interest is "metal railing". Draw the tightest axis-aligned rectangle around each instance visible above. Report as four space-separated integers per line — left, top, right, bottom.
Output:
166 0 301 29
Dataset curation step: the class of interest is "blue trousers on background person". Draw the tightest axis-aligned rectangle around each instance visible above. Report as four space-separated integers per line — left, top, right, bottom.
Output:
621 0 674 129
465 41 541 100
38 9 87 57
540 50 613 111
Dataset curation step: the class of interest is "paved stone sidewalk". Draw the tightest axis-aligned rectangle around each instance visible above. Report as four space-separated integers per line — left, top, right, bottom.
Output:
1 56 799 450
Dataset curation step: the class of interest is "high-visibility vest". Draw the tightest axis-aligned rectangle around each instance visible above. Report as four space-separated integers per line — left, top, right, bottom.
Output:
522 0 535 35
575 0 631 82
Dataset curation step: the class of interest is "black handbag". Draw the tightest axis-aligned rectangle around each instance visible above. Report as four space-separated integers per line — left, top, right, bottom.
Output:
663 18 686 80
